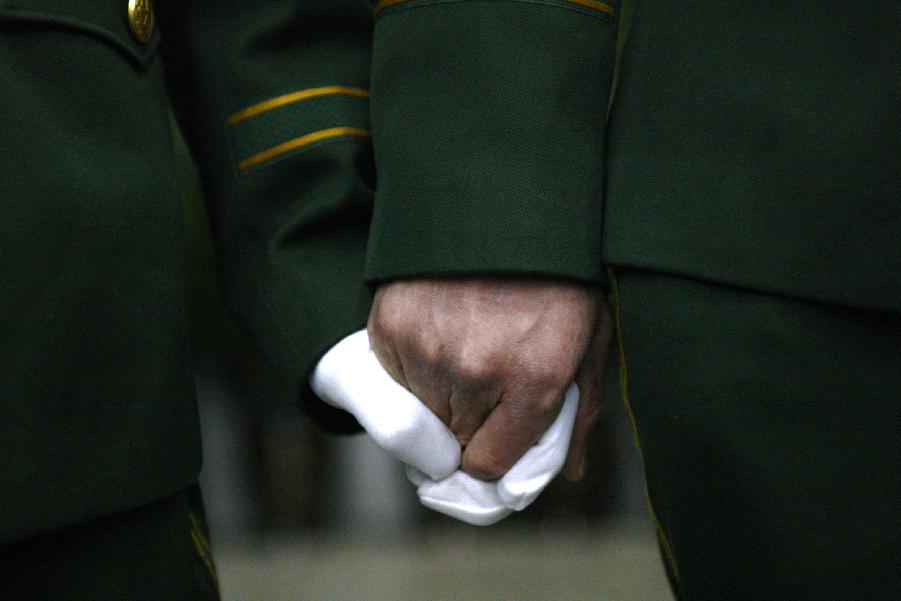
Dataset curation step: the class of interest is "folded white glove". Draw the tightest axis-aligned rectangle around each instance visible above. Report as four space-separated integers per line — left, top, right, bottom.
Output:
310 329 460 481
407 384 579 525
311 329 579 526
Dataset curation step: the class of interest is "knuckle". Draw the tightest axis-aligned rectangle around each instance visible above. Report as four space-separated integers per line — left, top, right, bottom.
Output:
505 382 565 424
414 334 444 368
369 308 403 341
420 394 451 426
504 400 559 441
454 347 502 386
462 446 510 481
519 361 569 394
449 416 478 446
533 394 564 421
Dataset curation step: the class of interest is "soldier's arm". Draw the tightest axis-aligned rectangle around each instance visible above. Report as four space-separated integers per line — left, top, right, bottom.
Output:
364 0 620 477
156 0 375 432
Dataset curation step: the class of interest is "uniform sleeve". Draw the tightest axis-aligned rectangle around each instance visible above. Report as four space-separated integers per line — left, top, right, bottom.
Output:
156 1 374 433
365 0 619 290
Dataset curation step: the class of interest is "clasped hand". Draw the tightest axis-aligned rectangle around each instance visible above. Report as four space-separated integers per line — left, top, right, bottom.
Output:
312 279 612 525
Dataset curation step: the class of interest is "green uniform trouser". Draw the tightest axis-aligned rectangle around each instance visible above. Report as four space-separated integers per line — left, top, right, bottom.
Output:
612 270 900 601
0 485 219 601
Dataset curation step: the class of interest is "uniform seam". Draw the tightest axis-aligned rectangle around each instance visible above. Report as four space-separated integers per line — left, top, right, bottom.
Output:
375 0 615 21
609 268 681 584
0 6 156 66
189 511 219 591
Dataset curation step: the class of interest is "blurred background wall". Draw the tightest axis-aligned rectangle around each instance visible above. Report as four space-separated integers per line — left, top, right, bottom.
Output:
174 1 675 598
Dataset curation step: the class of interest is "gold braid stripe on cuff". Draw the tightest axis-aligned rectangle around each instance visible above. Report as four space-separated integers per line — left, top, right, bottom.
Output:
374 0 615 17
228 86 370 125
373 0 412 13
566 0 615 15
237 127 371 171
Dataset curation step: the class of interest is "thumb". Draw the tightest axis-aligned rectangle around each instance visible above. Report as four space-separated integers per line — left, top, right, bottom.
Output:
562 300 614 481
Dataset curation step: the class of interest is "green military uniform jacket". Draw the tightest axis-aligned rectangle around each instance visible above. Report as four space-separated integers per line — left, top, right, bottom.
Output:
360 4 899 597
1 0 374 545
2 0 897 546
365 0 899 315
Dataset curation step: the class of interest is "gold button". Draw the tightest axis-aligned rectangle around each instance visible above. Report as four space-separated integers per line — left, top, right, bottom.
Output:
128 0 155 44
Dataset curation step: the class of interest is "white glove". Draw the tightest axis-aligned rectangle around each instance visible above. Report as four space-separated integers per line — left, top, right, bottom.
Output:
310 329 460 481
311 330 579 525
407 384 579 525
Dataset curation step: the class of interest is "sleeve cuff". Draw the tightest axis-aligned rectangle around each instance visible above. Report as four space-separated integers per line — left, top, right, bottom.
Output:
366 0 618 289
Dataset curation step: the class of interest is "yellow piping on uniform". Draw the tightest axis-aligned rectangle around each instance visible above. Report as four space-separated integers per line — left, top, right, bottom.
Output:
227 86 369 125
237 127 371 170
374 0 412 14
608 268 681 583
566 0 615 16
374 0 615 17
189 512 220 590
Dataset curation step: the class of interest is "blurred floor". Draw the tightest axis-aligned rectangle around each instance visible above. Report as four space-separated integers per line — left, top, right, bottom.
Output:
214 522 674 601
197 364 676 600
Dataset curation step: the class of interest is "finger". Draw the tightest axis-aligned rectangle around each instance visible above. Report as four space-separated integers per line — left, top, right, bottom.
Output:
497 383 579 510
562 305 614 481
461 383 565 481
447 381 499 446
367 294 410 389
561 397 603 481
371 301 454 426
367 330 408 389
368 283 454 425
401 343 453 427
415 470 513 526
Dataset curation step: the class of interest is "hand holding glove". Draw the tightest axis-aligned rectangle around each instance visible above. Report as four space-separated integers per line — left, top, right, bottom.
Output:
311 330 579 525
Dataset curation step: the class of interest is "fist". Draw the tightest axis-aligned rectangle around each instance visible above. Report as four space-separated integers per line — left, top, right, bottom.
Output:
368 278 612 481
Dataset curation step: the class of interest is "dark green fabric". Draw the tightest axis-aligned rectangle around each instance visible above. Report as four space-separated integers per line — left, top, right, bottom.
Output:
615 270 901 600
0 485 220 601
157 0 375 433
2 0 374 545
0 14 200 545
366 0 617 289
604 2 901 313
362 0 899 313
0 0 159 66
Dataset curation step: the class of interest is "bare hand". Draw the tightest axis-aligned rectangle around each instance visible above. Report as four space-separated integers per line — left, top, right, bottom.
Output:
367 279 613 481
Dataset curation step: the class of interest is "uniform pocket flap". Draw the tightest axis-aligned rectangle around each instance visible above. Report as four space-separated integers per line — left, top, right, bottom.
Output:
0 0 158 68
